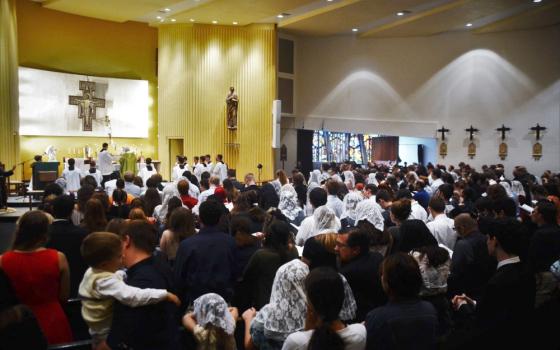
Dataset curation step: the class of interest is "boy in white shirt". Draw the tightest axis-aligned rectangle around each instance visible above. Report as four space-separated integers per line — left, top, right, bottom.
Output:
79 232 180 349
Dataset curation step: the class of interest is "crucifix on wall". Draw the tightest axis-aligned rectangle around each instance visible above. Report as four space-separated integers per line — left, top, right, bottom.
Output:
465 125 479 159
69 81 106 132
437 126 450 157
530 123 546 160
496 124 511 160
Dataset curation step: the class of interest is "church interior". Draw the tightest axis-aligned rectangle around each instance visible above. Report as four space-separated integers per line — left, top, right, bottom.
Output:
0 0 559 349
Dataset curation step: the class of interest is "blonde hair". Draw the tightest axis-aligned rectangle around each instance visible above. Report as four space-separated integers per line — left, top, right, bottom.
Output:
314 233 338 254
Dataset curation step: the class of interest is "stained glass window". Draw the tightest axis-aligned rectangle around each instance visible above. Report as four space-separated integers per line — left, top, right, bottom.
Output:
312 130 377 164
312 130 328 163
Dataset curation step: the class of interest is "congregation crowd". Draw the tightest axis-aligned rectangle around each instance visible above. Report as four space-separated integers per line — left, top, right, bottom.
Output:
1 153 560 350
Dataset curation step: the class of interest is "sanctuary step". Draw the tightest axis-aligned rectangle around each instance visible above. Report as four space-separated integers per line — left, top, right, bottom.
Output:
7 195 41 208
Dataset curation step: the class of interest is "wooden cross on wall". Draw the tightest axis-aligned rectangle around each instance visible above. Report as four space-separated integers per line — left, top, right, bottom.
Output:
69 81 106 132
530 123 546 140
496 124 511 140
437 126 450 141
465 125 479 141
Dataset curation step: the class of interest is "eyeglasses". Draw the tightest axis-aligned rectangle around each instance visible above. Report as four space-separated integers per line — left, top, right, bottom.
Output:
335 241 349 248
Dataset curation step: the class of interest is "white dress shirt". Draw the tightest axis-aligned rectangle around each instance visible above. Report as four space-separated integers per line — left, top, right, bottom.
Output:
409 200 428 222
426 213 457 250
326 195 345 218
496 256 521 269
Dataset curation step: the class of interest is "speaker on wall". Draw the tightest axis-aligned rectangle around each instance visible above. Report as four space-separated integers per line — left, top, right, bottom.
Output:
417 144 425 165
272 100 282 148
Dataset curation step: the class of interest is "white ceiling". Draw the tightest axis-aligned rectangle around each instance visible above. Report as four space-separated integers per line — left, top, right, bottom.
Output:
36 0 560 37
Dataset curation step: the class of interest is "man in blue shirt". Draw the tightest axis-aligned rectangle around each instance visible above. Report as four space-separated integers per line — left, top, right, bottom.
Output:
174 200 237 307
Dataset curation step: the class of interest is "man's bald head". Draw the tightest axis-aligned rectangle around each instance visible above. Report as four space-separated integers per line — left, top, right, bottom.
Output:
454 213 478 237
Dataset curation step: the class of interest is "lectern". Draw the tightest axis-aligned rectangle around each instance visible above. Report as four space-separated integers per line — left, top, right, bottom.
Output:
31 162 59 190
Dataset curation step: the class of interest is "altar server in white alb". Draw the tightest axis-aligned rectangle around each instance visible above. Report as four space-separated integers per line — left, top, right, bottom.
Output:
98 143 114 186
212 154 228 183
193 156 206 182
138 158 158 185
83 160 103 187
63 158 82 193
171 156 189 181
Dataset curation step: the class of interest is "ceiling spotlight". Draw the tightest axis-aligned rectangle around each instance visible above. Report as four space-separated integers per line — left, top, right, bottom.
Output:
397 12 405 16
212 20 218 24
352 28 358 32
190 18 195 22
465 23 473 27
396 10 411 16
233 21 238 25
156 16 162 19
160 19 165 23
533 0 542 2
327 0 334 2
163 8 171 12
171 18 176 22
277 14 284 18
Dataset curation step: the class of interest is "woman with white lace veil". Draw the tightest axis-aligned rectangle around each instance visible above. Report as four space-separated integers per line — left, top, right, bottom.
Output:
313 206 341 236
354 199 385 231
183 293 238 350
341 190 364 227
243 258 309 350
367 173 378 186
153 182 181 223
343 170 355 190
243 256 357 350
278 184 305 226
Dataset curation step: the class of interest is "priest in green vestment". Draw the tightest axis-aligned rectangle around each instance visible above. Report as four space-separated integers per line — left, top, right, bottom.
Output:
119 148 137 178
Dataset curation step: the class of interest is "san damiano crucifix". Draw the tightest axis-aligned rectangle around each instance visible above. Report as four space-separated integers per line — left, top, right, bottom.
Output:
69 81 106 132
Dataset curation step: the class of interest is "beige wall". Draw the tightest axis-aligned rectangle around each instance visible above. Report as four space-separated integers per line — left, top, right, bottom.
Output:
292 26 560 175
158 23 277 180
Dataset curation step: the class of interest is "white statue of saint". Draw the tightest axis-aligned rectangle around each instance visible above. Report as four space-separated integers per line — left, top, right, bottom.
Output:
45 145 57 161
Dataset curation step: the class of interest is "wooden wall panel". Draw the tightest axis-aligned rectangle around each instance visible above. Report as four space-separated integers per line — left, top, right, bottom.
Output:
158 23 276 181
0 0 20 177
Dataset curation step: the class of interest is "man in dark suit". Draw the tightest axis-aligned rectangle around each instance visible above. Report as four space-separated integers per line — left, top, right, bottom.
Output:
107 220 179 350
46 194 88 297
528 200 560 273
452 218 535 347
448 214 494 300
336 229 385 321
227 169 244 191
174 200 237 307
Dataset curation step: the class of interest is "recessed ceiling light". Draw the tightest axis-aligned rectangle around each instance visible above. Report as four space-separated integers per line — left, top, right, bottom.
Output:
212 20 218 24
190 18 195 22
397 12 405 16
396 10 411 16
160 19 165 23
465 23 473 27
352 28 358 32
327 0 334 2
156 16 162 19
233 21 238 25
171 18 176 22
533 0 542 2
163 8 171 12
277 14 284 18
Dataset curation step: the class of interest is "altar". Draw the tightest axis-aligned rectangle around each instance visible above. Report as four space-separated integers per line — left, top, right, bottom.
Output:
63 157 161 173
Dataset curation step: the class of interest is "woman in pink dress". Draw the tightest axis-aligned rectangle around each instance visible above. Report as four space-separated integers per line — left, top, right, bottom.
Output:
0 210 73 345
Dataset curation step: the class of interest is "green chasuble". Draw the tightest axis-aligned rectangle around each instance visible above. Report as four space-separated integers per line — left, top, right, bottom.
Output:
119 152 137 177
